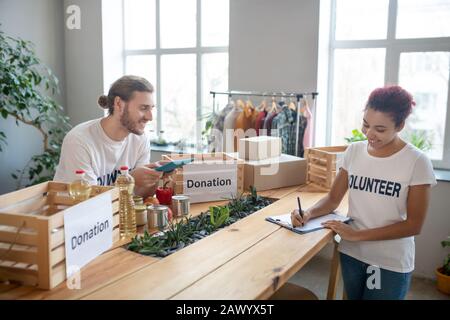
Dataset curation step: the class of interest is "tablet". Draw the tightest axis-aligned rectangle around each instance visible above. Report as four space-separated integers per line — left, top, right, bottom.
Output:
154 158 194 172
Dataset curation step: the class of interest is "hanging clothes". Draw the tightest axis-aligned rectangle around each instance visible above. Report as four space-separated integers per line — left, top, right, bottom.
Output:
271 105 296 155
296 114 308 157
222 103 242 152
235 102 257 134
209 102 235 152
234 102 258 150
254 110 267 136
263 111 278 136
271 103 308 157
301 97 313 149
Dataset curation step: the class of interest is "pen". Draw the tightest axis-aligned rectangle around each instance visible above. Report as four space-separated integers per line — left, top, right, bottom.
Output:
297 196 304 226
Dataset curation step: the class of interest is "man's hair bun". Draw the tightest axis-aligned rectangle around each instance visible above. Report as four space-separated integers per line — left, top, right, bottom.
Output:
98 95 109 108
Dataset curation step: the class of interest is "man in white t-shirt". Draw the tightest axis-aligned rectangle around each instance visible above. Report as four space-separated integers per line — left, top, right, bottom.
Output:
54 75 162 198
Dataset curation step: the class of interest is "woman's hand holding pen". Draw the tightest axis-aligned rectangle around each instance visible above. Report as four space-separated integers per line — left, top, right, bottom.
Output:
290 209 311 227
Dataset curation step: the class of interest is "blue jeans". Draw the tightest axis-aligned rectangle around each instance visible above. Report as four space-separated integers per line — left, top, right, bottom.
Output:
339 252 412 300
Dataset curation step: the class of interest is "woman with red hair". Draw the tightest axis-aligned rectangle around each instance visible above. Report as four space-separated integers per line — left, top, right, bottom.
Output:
291 86 436 300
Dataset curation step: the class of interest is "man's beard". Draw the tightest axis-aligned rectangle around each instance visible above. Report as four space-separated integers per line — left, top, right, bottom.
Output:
120 104 144 135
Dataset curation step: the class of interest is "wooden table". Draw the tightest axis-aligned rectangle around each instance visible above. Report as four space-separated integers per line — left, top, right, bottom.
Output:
0 184 346 300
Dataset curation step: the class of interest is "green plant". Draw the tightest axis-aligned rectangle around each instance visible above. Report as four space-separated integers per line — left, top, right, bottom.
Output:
440 236 450 276
403 130 432 152
128 189 274 258
201 112 215 137
344 129 367 143
209 205 230 230
0 28 71 188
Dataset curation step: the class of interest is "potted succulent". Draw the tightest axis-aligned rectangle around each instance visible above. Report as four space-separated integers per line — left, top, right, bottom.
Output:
436 236 450 295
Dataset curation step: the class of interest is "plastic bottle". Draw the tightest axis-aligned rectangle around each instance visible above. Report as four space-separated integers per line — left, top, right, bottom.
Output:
115 166 137 239
69 170 92 203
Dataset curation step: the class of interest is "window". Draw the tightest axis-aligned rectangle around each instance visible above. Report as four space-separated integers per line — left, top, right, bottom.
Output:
322 0 450 169
123 0 229 146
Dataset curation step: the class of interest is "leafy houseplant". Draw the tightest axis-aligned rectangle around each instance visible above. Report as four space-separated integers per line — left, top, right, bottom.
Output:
402 130 432 152
344 129 367 143
0 29 71 188
345 128 433 152
436 236 450 295
209 206 230 230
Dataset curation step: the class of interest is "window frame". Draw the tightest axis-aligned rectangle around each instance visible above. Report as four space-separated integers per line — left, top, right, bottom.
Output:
326 0 450 169
122 0 229 147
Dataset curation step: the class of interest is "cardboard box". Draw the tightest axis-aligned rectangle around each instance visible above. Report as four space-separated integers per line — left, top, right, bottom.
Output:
238 136 281 161
228 153 306 191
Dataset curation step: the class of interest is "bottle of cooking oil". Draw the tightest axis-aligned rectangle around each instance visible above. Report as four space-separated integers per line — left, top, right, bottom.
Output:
115 166 137 239
69 170 92 203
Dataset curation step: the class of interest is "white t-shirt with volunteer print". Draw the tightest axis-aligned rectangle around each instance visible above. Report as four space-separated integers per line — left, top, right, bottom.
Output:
54 118 151 186
338 140 436 273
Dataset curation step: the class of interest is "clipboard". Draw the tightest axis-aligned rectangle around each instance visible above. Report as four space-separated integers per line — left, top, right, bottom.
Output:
266 212 351 234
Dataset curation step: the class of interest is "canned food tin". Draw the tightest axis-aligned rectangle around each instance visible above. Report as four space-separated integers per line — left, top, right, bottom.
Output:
135 204 147 226
147 204 169 230
172 195 190 217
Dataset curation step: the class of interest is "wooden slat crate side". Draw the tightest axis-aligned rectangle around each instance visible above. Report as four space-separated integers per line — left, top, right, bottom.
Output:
0 213 41 230
36 218 51 289
305 146 347 190
50 245 65 267
0 182 49 210
0 197 48 216
0 227 38 247
237 162 244 195
50 261 66 289
0 244 38 265
0 264 38 287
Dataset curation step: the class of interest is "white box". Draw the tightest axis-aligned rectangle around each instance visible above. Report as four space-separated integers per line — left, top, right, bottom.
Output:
238 136 281 161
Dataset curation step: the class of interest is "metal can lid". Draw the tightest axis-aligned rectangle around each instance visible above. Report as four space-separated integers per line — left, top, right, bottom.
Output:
134 204 147 211
172 195 190 200
147 204 169 211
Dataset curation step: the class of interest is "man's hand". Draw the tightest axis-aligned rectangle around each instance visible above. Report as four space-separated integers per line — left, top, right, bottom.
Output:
145 161 175 179
130 166 162 190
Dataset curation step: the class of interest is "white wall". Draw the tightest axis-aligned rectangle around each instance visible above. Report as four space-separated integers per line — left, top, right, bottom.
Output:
63 0 104 126
229 0 319 92
415 181 450 279
0 0 66 194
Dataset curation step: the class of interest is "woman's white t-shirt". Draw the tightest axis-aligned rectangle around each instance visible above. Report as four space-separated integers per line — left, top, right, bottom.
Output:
339 141 436 273
54 118 151 186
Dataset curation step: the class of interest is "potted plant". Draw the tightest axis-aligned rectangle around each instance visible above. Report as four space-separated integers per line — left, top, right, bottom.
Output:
436 236 450 295
0 28 71 188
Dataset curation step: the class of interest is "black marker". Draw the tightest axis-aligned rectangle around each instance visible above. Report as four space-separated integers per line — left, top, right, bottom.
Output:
297 196 304 226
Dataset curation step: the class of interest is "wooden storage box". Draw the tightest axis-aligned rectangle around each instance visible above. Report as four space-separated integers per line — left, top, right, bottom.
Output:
0 182 119 289
304 146 347 190
162 152 244 203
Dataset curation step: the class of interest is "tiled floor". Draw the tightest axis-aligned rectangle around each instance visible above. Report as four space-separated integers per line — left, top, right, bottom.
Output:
288 255 449 300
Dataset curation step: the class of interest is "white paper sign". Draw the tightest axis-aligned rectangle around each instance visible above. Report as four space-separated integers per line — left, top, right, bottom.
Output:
64 191 113 278
182 162 238 203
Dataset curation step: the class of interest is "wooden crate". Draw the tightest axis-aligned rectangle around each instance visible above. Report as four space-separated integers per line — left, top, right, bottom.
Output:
304 146 347 190
0 181 119 289
162 152 244 198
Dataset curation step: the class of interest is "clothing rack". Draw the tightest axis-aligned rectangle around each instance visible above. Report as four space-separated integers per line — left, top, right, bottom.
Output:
209 90 318 157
